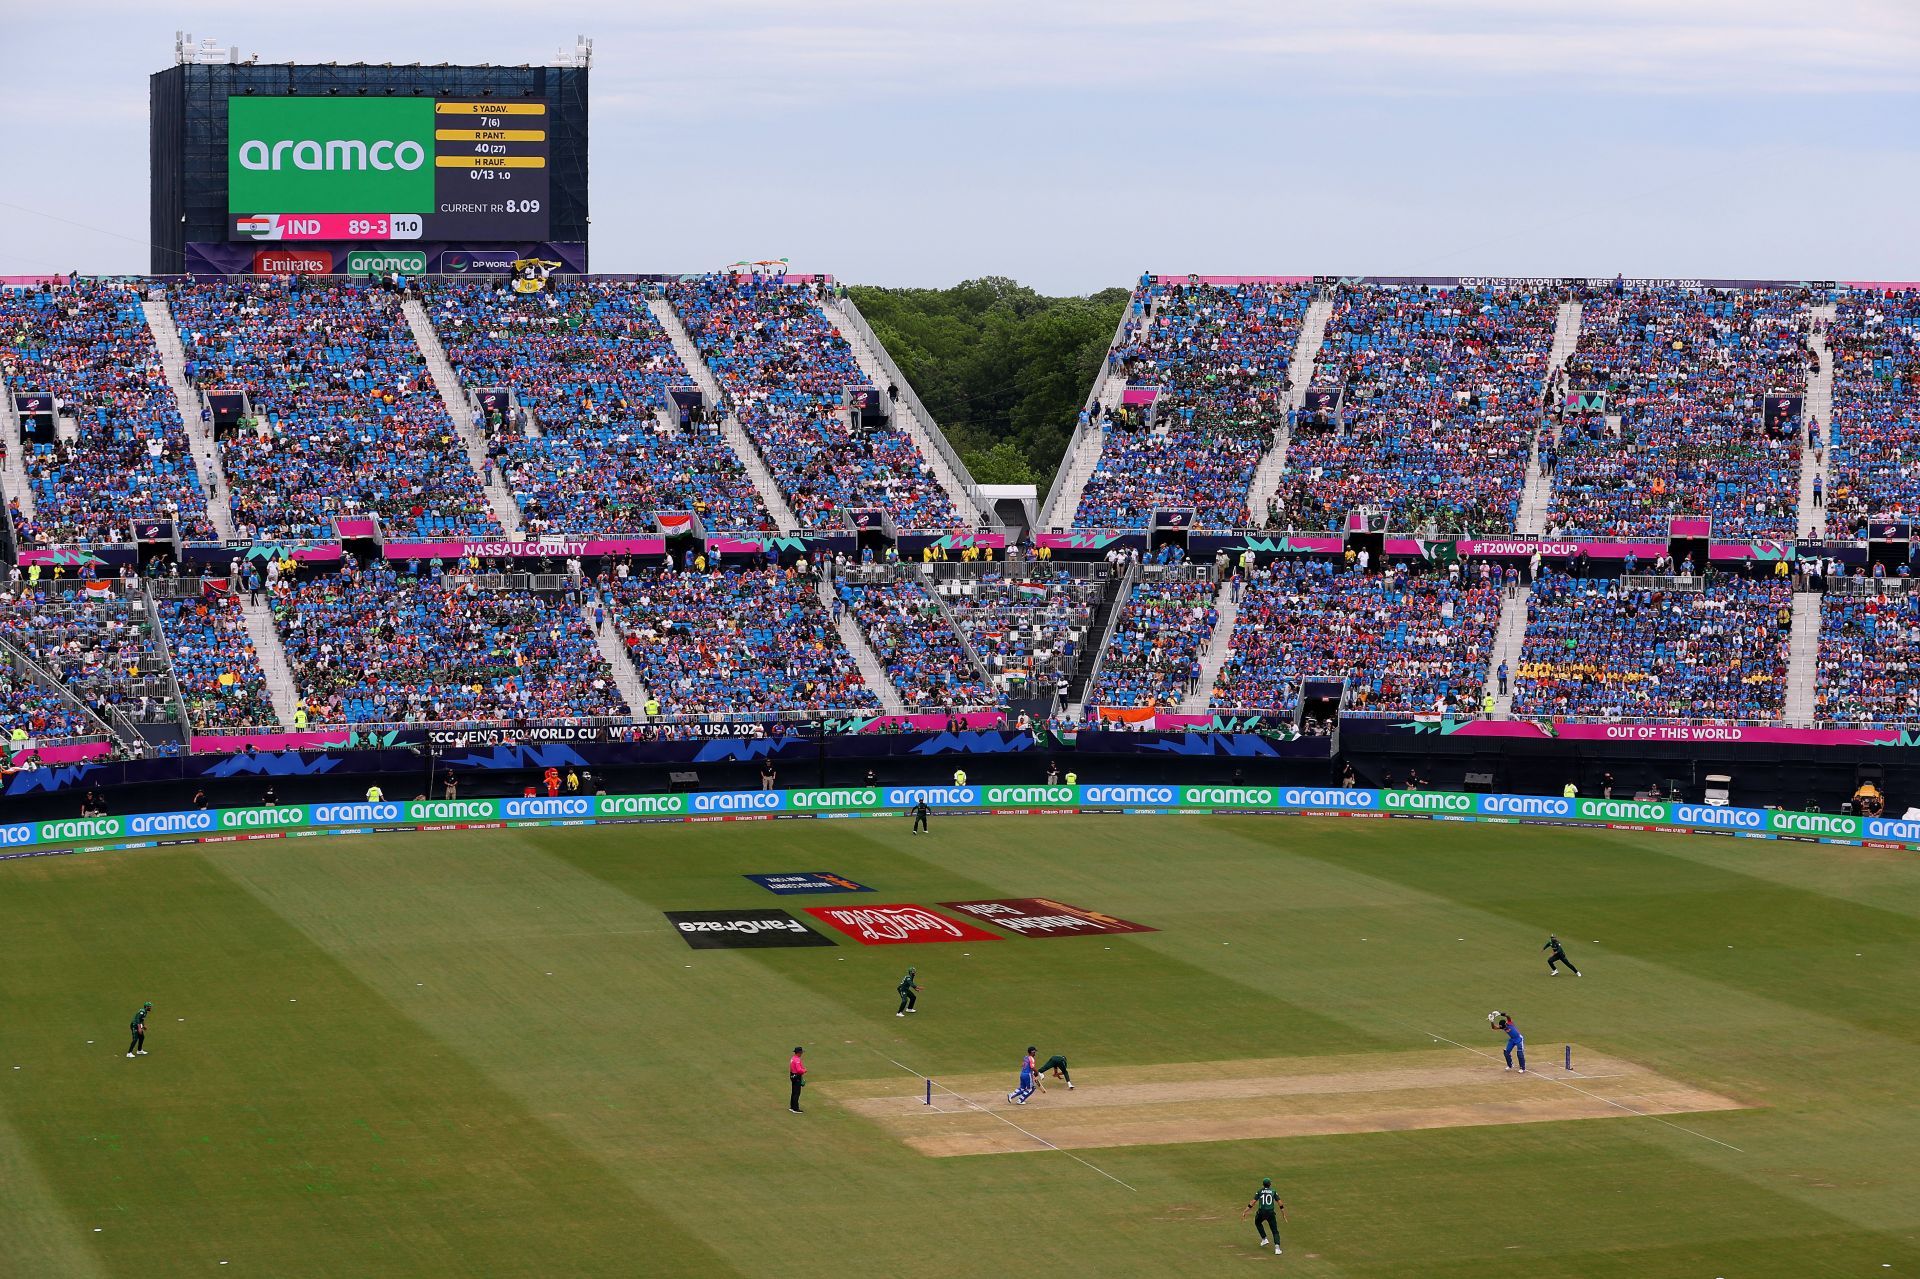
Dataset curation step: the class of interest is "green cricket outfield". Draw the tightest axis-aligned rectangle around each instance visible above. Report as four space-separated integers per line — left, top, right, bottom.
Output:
2 812 1918 1277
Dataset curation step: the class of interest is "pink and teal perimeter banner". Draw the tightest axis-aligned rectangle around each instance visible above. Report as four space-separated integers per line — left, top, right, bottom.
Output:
1380 717 1920 748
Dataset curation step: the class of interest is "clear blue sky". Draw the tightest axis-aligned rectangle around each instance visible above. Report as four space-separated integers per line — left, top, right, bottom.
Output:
5 1 1916 293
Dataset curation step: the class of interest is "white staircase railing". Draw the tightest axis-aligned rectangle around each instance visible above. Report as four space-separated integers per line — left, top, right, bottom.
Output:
644 296 800 533
237 595 301 728
1798 304 1837 538
1248 292 1337 528
582 598 652 720
400 298 525 538
1182 578 1241 712
142 297 238 541
1785 589 1823 727
819 573 907 713
1484 584 1532 716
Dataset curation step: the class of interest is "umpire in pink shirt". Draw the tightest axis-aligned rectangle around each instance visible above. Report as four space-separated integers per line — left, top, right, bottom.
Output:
788 1046 806 1113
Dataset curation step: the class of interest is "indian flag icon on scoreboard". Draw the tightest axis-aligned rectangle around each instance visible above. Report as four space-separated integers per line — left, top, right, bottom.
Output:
234 214 280 239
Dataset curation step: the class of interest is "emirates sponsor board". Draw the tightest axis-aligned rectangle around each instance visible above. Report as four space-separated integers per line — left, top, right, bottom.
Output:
803 904 1002 946
939 898 1157 937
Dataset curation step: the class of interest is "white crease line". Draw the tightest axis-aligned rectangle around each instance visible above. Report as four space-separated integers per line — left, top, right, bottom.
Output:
861 1046 1137 1190
1405 1026 1744 1153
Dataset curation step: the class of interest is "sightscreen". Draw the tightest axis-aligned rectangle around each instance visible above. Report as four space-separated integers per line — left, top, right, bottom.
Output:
226 96 548 242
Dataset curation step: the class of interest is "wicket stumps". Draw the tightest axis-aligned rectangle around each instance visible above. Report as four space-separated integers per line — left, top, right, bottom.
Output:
925 1079 933 1106
1565 1044 1572 1071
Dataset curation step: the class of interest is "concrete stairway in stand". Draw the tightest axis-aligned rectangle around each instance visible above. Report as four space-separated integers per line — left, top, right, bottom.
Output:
1797 304 1838 538
1040 366 1127 530
1516 301 1584 537
1248 292 1338 527
644 296 800 532
400 298 526 538
819 574 907 713
237 597 301 728
0 381 34 521
583 602 651 720
821 300 977 524
1182 579 1241 712
1785 590 1823 727
142 297 237 541
1483 585 1532 716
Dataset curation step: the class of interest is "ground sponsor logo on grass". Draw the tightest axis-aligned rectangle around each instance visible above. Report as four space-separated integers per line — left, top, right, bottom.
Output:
502 796 592 820
1180 785 1277 807
1477 795 1571 818
597 794 687 816
220 806 307 829
127 810 216 835
940 898 1157 937
884 786 976 808
1577 799 1670 823
407 799 499 823
39 817 123 841
745 872 875 894
663 909 837 950
690 790 784 814
1384 790 1474 813
985 785 1075 806
787 787 879 809
803 904 1003 945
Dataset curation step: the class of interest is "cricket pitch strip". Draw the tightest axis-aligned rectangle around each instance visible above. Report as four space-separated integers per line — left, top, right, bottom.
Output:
825 1050 1748 1157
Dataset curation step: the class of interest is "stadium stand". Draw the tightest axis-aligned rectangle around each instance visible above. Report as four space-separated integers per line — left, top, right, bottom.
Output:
0 663 96 742
1210 560 1502 715
933 564 1103 700
1815 590 1920 724
1824 291 1920 535
154 594 277 729
272 565 620 724
1275 283 1556 534
1510 571 1792 720
1074 280 1312 529
1546 285 1810 539
834 574 992 707
668 276 959 528
425 280 770 533
169 278 500 541
1086 570 1218 709
0 585 179 728
0 281 213 543
602 567 878 716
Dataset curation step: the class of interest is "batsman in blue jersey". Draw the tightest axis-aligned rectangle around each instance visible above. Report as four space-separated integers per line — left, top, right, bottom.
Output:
1493 1012 1526 1072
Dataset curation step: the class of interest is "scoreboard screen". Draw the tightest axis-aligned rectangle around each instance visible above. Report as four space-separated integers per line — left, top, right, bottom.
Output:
227 96 549 242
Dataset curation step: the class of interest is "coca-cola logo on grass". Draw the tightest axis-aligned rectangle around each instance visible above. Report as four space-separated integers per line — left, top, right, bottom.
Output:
803 904 1003 946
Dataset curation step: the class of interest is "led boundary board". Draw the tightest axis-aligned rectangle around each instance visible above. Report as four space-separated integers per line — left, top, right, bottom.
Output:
227 96 549 242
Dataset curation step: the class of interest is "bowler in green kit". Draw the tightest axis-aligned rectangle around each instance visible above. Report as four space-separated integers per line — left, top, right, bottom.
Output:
1036 1053 1073 1088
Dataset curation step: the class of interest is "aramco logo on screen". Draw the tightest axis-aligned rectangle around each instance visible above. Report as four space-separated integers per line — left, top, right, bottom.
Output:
228 98 434 214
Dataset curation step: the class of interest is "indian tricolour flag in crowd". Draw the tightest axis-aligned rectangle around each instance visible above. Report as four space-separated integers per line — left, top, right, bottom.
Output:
82 581 114 600
1014 583 1049 601
234 215 279 239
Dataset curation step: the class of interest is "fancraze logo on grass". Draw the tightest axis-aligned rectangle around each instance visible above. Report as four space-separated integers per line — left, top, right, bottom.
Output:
663 910 837 950
940 898 1156 937
744 872 874 895
803 904 1002 946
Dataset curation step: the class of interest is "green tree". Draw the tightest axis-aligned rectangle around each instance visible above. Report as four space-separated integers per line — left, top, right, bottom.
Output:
849 277 1126 485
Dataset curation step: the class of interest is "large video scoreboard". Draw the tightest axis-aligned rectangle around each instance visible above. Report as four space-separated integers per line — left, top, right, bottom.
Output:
227 97 550 242
150 59 588 274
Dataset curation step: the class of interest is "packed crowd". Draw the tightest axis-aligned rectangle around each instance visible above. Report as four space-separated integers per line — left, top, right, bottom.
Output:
272 565 620 724
1815 592 1920 723
1547 286 1810 538
427 281 769 532
170 277 499 540
1276 284 1556 534
0 585 178 727
1086 572 1219 708
835 576 993 707
1210 561 1502 714
0 281 212 543
935 566 1103 698
0 664 94 742
603 567 877 715
1824 292 1920 536
1075 279 1312 528
1510 573 1792 719
155 595 276 728
669 276 958 527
